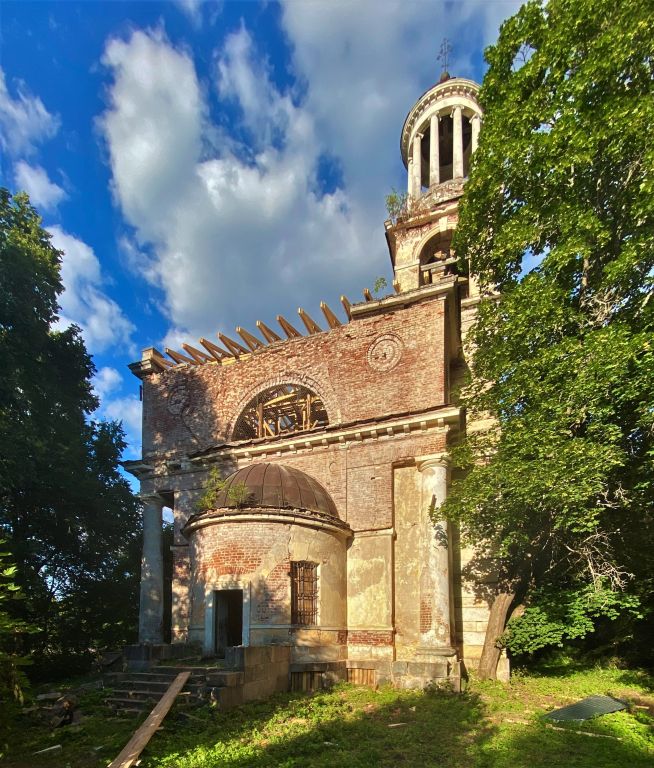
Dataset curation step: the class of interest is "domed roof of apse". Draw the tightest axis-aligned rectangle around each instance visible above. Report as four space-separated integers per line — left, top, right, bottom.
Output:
212 463 339 519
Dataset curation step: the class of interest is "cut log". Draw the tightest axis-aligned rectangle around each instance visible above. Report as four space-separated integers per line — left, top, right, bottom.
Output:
107 671 190 768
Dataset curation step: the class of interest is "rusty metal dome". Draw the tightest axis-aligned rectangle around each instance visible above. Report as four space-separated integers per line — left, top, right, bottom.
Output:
212 463 339 519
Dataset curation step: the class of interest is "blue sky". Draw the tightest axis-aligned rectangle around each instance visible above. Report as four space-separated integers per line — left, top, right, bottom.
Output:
0 0 520 469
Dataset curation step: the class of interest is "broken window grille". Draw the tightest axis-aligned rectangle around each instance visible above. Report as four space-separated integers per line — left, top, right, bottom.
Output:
233 384 328 441
291 561 318 626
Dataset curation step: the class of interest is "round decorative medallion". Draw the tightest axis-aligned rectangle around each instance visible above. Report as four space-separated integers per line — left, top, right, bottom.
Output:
167 383 190 415
367 334 403 372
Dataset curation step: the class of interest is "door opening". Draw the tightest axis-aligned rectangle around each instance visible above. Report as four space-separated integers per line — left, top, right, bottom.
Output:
214 589 243 657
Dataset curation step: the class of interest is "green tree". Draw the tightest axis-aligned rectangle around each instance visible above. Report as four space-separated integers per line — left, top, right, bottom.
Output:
0 189 140 669
444 0 654 678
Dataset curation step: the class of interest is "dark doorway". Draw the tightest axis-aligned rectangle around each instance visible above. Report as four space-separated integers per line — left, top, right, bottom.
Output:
214 589 243 657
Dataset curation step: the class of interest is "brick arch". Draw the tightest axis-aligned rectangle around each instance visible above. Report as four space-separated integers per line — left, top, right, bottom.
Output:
227 372 341 441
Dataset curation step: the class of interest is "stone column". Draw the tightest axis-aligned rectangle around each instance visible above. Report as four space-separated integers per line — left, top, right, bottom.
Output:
417 457 453 651
429 114 440 187
139 494 164 644
411 132 422 199
471 114 481 154
452 106 464 179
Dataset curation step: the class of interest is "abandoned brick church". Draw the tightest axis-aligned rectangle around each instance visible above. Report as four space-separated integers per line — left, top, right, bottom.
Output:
126 74 493 690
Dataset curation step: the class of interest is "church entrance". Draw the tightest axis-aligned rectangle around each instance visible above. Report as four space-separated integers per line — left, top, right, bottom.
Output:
214 589 243 657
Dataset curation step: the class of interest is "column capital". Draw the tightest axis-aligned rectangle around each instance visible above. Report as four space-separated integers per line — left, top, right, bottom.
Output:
416 454 450 472
138 492 165 505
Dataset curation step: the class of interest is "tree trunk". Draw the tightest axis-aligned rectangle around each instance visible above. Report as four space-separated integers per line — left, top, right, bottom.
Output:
477 591 515 680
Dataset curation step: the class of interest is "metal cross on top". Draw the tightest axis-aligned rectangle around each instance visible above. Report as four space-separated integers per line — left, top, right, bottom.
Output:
437 38 452 76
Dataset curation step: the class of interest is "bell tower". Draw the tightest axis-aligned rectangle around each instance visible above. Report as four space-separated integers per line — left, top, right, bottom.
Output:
385 75 482 294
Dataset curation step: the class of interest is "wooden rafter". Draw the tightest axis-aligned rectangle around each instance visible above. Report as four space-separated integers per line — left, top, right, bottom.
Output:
393 280 401 293
298 308 322 335
256 320 282 343
151 350 174 369
182 344 213 364
218 333 250 357
340 295 352 320
199 337 232 362
236 326 266 351
320 301 342 329
363 288 373 301
165 348 197 365
277 314 302 339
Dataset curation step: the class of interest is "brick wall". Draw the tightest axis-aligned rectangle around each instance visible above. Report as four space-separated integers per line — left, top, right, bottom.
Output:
142 298 447 459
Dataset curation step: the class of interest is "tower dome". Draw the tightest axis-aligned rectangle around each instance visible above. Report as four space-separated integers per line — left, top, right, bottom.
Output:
401 77 482 200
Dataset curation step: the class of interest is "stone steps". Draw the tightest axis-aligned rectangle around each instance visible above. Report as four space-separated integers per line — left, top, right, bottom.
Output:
104 668 212 715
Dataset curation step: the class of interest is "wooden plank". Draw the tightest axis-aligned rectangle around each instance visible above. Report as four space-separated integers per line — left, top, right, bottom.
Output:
256 320 282 343
165 348 197 366
320 301 342 329
340 295 352 320
199 337 232 362
277 314 302 339
218 333 250 357
363 288 373 301
236 326 266 351
298 308 322 334
108 671 191 768
182 344 212 364
151 351 174 370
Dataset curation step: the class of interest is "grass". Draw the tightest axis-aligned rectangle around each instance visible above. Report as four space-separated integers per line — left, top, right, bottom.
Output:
1 664 652 767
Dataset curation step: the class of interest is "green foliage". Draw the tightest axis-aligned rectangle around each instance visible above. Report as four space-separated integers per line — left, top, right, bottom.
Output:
0 189 140 670
0 542 36 740
385 188 408 223
4 668 653 767
197 468 252 511
503 583 642 655
445 0 654 658
373 276 388 296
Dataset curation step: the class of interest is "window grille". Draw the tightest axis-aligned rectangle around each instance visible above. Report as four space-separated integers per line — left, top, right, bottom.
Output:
233 384 328 441
291 561 318 626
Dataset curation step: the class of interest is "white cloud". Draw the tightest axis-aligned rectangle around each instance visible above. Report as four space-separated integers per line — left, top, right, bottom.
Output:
48 225 135 354
99 5 520 351
14 161 67 210
103 394 142 439
175 0 203 26
93 366 123 400
100 27 372 346
0 67 60 156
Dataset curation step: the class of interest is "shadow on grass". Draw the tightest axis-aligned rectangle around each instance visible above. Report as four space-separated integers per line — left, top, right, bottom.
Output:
474 712 654 768
142 685 494 768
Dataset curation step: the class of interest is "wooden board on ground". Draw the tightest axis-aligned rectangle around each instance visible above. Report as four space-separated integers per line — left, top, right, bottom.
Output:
107 671 191 768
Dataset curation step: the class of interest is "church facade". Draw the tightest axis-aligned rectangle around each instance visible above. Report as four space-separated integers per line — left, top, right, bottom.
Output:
127 75 492 689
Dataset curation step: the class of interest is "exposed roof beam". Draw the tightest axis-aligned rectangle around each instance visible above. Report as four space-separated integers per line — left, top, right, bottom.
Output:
165 348 197 366
199 337 232 362
340 295 352 320
256 320 282 343
298 308 322 334
320 301 342 329
363 288 373 301
277 314 302 339
182 344 213 364
218 333 250 357
236 326 266 351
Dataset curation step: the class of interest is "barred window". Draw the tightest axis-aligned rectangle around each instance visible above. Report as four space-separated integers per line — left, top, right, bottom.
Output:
291 561 318 626
233 384 328 441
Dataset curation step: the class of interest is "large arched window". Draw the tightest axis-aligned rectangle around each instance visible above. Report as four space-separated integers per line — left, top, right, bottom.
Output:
232 384 328 441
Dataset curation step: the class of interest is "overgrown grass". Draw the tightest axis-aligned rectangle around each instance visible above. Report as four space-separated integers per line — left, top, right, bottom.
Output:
2 665 652 767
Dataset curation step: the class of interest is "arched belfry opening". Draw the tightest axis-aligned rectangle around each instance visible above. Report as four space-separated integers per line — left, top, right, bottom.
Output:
401 77 482 201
